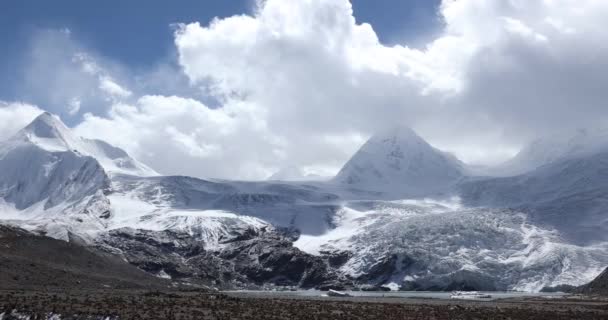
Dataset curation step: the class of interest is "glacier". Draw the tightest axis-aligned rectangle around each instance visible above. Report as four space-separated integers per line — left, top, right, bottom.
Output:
295 198 608 291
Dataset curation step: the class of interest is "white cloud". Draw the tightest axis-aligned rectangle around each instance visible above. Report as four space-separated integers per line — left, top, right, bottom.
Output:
98 76 132 99
14 30 135 120
68 98 81 115
9 0 608 179
0 102 44 140
73 52 132 100
74 95 280 179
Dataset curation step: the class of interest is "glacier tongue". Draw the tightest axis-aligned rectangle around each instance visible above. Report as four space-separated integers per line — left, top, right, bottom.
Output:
294 198 608 292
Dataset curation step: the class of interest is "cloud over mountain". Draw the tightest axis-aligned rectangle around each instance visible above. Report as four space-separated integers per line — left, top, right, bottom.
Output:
4 0 608 179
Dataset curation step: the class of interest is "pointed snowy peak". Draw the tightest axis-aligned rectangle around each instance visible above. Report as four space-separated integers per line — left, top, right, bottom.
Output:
4 112 157 177
22 112 67 137
364 126 436 155
334 126 464 193
372 125 426 145
15 112 80 152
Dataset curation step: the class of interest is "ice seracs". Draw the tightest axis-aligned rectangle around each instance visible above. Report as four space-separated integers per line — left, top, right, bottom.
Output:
294 198 608 292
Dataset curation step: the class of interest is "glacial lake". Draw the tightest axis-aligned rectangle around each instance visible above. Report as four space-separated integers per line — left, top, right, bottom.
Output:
225 290 569 301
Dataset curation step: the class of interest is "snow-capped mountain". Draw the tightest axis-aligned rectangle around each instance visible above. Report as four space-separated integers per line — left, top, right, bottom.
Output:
460 149 608 244
494 128 608 176
0 113 126 239
333 126 465 196
3 112 157 177
1 113 607 291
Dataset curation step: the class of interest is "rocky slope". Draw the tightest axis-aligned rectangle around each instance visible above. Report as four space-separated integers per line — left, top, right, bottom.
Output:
0 225 170 290
579 267 608 295
97 227 349 289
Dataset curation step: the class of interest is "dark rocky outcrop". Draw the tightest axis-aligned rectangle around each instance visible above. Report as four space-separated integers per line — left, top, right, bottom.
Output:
540 284 577 293
97 227 351 290
578 267 608 295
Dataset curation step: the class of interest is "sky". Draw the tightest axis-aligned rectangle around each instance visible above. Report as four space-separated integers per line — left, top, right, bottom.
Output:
1 0 608 180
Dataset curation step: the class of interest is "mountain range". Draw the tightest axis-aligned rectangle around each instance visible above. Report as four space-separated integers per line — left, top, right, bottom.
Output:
1 112 607 291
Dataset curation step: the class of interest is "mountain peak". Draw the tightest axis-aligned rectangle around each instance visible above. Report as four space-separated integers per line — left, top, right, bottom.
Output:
377 124 416 136
15 112 80 153
333 126 464 195
366 125 431 155
22 112 71 140
370 125 421 142
5 112 158 177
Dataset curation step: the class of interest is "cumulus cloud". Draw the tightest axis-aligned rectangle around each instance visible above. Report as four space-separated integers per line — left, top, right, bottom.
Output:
98 76 132 99
0 102 44 140
74 95 280 179
454 0 608 139
7 0 608 178
72 52 132 100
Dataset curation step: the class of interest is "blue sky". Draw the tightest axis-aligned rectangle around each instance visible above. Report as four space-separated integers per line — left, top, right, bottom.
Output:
0 0 442 96
1 0 441 66
0 0 443 126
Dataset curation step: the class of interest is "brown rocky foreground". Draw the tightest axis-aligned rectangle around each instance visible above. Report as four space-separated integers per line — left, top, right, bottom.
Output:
1 289 608 320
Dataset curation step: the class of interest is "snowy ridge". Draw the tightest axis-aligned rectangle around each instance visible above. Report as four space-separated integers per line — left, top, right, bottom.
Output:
494 128 608 176
0 139 110 211
3 112 157 177
105 177 271 249
460 149 608 244
108 175 340 237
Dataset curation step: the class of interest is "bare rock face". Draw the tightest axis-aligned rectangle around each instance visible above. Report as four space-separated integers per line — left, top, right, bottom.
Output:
97 227 351 289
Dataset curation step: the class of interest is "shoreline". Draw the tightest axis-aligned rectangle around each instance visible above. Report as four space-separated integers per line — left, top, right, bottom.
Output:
2 288 606 320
